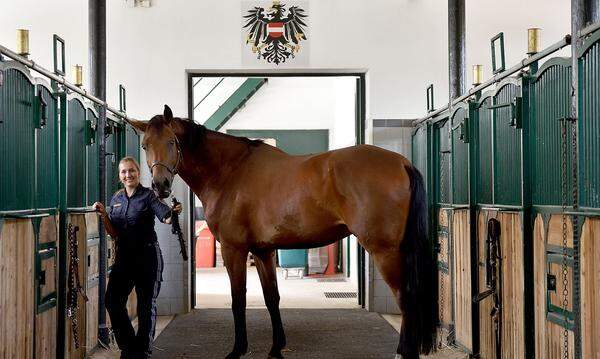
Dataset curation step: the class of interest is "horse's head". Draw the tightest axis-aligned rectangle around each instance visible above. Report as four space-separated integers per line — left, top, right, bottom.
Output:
129 105 181 199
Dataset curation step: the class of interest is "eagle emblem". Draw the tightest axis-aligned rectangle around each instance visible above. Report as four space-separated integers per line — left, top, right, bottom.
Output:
243 1 308 65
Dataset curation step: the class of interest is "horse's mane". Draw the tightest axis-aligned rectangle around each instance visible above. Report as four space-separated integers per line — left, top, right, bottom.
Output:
174 117 263 149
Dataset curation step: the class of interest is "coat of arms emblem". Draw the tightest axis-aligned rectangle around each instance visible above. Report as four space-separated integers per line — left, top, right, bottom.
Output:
243 1 308 65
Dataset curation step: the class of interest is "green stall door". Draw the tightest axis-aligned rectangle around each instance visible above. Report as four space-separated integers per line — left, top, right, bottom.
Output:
0 65 35 211
578 32 600 209
35 82 59 210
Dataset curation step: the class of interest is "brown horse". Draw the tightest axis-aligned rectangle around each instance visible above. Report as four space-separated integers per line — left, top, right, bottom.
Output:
129 106 438 359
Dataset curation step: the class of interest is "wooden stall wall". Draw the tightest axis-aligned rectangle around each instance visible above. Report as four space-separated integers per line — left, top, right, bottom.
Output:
86 213 99 355
65 214 87 359
0 219 35 358
497 212 524 359
476 211 525 358
451 209 472 351
35 216 59 358
438 209 452 330
581 217 600 359
477 212 495 359
533 215 575 359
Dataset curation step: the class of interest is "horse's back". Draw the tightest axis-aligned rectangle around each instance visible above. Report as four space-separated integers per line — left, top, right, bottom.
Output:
285 144 413 208
327 144 412 192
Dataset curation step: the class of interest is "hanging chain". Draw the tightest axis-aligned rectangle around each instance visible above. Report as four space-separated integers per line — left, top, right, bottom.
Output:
560 119 570 359
570 116 580 358
67 223 89 349
438 152 446 348
440 150 447 205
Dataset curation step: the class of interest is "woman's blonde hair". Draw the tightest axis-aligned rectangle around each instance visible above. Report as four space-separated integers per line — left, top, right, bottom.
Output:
119 156 141 172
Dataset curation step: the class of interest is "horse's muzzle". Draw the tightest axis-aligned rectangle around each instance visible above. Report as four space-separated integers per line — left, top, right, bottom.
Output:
152 178 172 199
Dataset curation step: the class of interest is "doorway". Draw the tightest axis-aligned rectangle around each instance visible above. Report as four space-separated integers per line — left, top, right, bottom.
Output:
187 72 367 310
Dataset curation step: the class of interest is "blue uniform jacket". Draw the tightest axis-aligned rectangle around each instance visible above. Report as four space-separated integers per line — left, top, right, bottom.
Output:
108 185 172 250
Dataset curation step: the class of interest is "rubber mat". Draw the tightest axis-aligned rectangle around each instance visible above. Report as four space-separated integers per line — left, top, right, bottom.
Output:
153 308 399 358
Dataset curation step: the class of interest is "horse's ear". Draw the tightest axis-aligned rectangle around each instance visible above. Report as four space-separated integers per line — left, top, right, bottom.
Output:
127 119 147 133
164 105 173 123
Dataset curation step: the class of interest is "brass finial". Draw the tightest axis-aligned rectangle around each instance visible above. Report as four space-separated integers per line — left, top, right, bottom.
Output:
16 29 29 56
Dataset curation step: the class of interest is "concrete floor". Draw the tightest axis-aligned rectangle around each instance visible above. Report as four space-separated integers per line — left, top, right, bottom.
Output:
90 316 173 358
92 267 467 358
196 267 360 309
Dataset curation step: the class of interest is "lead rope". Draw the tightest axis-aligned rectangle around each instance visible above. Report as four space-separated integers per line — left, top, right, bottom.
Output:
67 223 89 349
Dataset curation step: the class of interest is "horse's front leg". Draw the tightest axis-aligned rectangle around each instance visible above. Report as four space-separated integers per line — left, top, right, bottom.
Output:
222 245 249 359
253 250 287 358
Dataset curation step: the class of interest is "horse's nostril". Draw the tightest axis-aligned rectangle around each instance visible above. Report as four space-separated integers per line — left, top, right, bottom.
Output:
163 178 170 188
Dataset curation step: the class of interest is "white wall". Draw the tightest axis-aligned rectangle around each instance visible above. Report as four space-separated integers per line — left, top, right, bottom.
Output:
0 0 570 120
219 76 356 150
466 0 571 86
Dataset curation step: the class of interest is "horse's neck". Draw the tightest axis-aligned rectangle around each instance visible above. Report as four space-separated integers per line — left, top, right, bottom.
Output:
178 130 252 202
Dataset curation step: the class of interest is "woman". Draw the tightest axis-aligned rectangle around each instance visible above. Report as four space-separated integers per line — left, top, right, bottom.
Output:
93 156 181 359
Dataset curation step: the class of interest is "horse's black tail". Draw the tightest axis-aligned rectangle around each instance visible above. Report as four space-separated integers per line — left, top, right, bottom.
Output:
400 165 438 355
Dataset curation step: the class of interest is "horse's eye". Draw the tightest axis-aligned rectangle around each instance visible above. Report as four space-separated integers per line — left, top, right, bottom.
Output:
168 140 175 146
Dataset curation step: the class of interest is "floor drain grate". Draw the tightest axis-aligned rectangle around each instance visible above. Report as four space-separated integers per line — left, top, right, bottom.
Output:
324 291 357 299
317 278 346 283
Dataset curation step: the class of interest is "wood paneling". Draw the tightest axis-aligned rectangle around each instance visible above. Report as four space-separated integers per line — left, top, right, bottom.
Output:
581 217 600 359
36 307 57 358
476 211 524 358
107 237 115 268
86 284 99 354
65 214 87 359
477 211 495 359
85 213 99 239
87 243 99 278
498 212 525 359
0 219 35 358
534 215 546 359
438 209 452 328
36 215 58 358
534 214 576 359
39 215 58 244
452 209 472 350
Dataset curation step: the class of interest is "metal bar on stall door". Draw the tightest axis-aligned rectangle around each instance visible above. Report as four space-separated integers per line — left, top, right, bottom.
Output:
414 35 571 126
56 90 68 359
0 43 133 124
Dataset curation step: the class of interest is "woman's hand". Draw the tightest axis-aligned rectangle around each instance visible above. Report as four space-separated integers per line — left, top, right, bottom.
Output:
93 202 107 216
164 202 182 225
172 203 182 214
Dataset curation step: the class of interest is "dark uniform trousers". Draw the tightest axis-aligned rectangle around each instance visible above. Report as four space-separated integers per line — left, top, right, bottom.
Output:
106 241 164 358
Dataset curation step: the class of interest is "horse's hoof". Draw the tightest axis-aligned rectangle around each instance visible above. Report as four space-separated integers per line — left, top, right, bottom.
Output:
268 347 286 358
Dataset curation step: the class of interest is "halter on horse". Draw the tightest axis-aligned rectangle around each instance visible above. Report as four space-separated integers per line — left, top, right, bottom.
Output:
129 105 438 359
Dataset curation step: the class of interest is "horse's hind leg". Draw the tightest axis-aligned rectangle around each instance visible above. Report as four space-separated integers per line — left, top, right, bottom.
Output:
253 250 287 358
222 245 250 359
370 250 419 359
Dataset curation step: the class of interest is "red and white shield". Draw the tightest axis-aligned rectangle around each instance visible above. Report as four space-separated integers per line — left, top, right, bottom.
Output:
267 22 284 38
